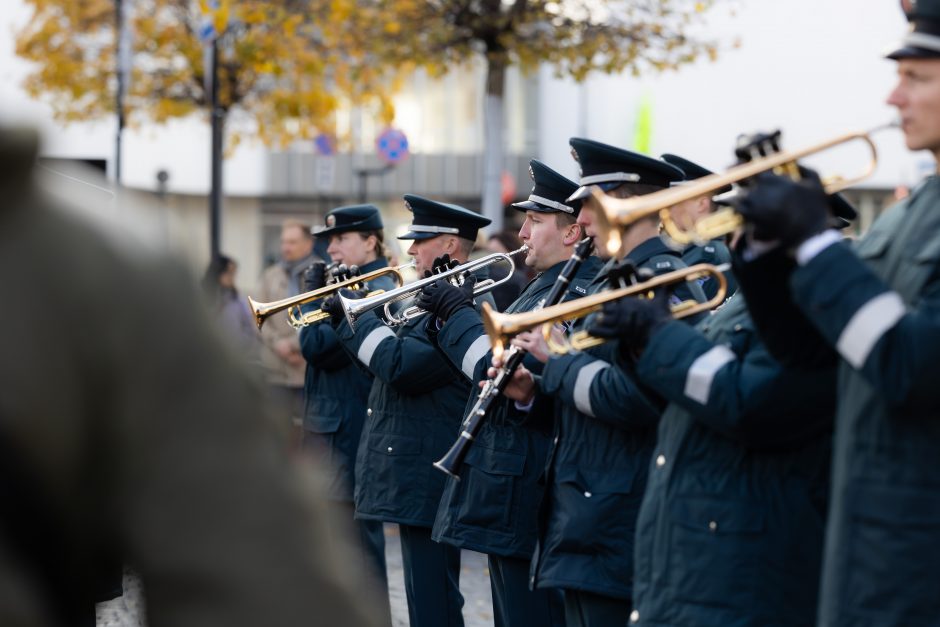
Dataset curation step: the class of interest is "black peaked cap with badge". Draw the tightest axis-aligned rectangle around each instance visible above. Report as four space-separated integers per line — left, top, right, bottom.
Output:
661 153 733 196
315 204 383 238
887 0 940 59
568 138 685 201
512 159 582 216
398 194 491 241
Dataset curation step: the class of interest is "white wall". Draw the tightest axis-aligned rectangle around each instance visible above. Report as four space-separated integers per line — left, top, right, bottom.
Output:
537 0 929 190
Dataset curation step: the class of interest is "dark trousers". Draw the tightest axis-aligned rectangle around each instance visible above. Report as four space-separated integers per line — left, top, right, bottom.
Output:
563 589 632 627
399 523 464 627
489 554 565 627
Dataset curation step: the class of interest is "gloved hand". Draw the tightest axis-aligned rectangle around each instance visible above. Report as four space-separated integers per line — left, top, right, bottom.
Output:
415 275 477 322
602 260 653 288
321 288 367 327
736 170 830 248
588 288 672 357
303 262 328 292
423 254 458 278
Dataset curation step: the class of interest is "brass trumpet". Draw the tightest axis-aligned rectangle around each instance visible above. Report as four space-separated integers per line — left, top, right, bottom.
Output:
481 263 728 357
340 246 528 331
591 123 895 253
247 262 414 330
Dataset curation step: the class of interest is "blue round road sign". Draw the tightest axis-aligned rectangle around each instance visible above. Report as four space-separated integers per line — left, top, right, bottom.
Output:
376 128 409 164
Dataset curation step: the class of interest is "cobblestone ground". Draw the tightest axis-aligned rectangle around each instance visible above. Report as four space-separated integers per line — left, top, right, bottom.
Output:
96 525 495 627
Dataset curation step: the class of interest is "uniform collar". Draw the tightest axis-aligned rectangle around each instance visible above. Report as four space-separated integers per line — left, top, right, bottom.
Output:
360 257 390 273
623 236 679 268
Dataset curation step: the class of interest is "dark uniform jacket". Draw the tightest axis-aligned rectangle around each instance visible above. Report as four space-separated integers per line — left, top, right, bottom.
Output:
681 238 737 301
429 256 602 559
630 294 834 626
298 259 397 502
744 178 940 627
334 288 492 528
0 129 384 627
529 236 706 601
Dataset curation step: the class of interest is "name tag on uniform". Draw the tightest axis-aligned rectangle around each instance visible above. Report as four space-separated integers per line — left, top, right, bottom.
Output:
656 261 672 270
704 246 715 253
574 285 586 294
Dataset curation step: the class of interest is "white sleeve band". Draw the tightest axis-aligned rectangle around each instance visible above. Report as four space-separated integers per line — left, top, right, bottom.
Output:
836 291 906 369
573 360 610 418
461 334 492 380
357 326 396 367
684 345 736 404
796 229 841 266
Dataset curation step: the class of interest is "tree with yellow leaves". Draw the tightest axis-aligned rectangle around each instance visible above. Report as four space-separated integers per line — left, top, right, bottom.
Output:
14 0 405 148
385 0 732 230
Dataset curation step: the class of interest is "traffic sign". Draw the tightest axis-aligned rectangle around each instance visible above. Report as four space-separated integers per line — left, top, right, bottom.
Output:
375 128 409 164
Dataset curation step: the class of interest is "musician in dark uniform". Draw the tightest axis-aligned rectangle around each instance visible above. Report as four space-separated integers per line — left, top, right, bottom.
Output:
660 153 738 300
328 195 491 627
415 160 602 627
730 3 940 623
298 205 397 625
589 192 859 626
497 141 709 627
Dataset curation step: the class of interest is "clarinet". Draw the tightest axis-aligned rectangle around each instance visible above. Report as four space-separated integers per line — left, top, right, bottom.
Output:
433 237 595 478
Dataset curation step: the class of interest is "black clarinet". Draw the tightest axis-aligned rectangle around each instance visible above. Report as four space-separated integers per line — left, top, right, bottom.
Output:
433 237 595 478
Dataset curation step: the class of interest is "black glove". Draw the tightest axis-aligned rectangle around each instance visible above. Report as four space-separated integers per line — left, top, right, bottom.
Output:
588 288 672 357
602 260 653 288
423 254 459 278
303 262 328 292
321 288 367 327
415 275 477 322
735 170 829 248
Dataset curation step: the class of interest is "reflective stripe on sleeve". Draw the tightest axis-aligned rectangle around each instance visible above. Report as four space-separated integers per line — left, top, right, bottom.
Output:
836 291 906 369
684 345 736 404
357 326 396 367
573 360 610 417
461 334 492 380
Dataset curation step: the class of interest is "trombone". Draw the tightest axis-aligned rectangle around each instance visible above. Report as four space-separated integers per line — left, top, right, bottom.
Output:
481 263 728 357
340 246 528 331
247 262 414 330
591 123 894 253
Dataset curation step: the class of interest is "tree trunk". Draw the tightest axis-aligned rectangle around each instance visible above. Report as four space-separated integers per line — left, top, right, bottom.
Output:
481 56 506 233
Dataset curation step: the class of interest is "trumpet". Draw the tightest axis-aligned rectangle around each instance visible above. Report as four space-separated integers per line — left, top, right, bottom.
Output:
481 263 728 357
341 246 528 331
247 262 414 330
591 123 895 253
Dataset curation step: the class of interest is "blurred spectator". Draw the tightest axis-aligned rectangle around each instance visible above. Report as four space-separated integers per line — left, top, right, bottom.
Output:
486 230 530 311
0 127 384 627
202 254 259 357
255 220 315 437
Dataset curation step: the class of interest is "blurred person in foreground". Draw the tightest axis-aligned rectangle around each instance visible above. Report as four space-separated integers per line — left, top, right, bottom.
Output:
202 254 259 357
256 220 316 437
0 127 384 627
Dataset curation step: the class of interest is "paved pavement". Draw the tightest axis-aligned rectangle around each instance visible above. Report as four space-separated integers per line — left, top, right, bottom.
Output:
96 525 495 627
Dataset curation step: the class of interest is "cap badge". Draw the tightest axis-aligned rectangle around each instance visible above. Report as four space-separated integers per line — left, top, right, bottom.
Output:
326 214 336 227
528 165 535 180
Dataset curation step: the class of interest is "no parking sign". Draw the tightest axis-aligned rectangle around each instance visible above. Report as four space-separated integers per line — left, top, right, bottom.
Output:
375 128 409 165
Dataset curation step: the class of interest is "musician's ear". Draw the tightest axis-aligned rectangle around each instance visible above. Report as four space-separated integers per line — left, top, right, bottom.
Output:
563 222 582 246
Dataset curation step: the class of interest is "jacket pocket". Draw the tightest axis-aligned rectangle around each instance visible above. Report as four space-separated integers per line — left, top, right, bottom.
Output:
667 496 764 609
454 445 525 535
305 397 343 434
548 465 640 555
842 485 940 621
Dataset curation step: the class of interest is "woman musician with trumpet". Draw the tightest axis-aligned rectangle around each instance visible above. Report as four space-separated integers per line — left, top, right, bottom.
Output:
296 204 399 626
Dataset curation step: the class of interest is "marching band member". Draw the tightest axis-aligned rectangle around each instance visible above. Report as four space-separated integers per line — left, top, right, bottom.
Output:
328 195 491 627
416 160 601 627
298 204 397 625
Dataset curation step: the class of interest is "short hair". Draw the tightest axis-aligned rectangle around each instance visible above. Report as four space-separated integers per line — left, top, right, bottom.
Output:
554 212 578 228
456 236 476 258
282 219 313 240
